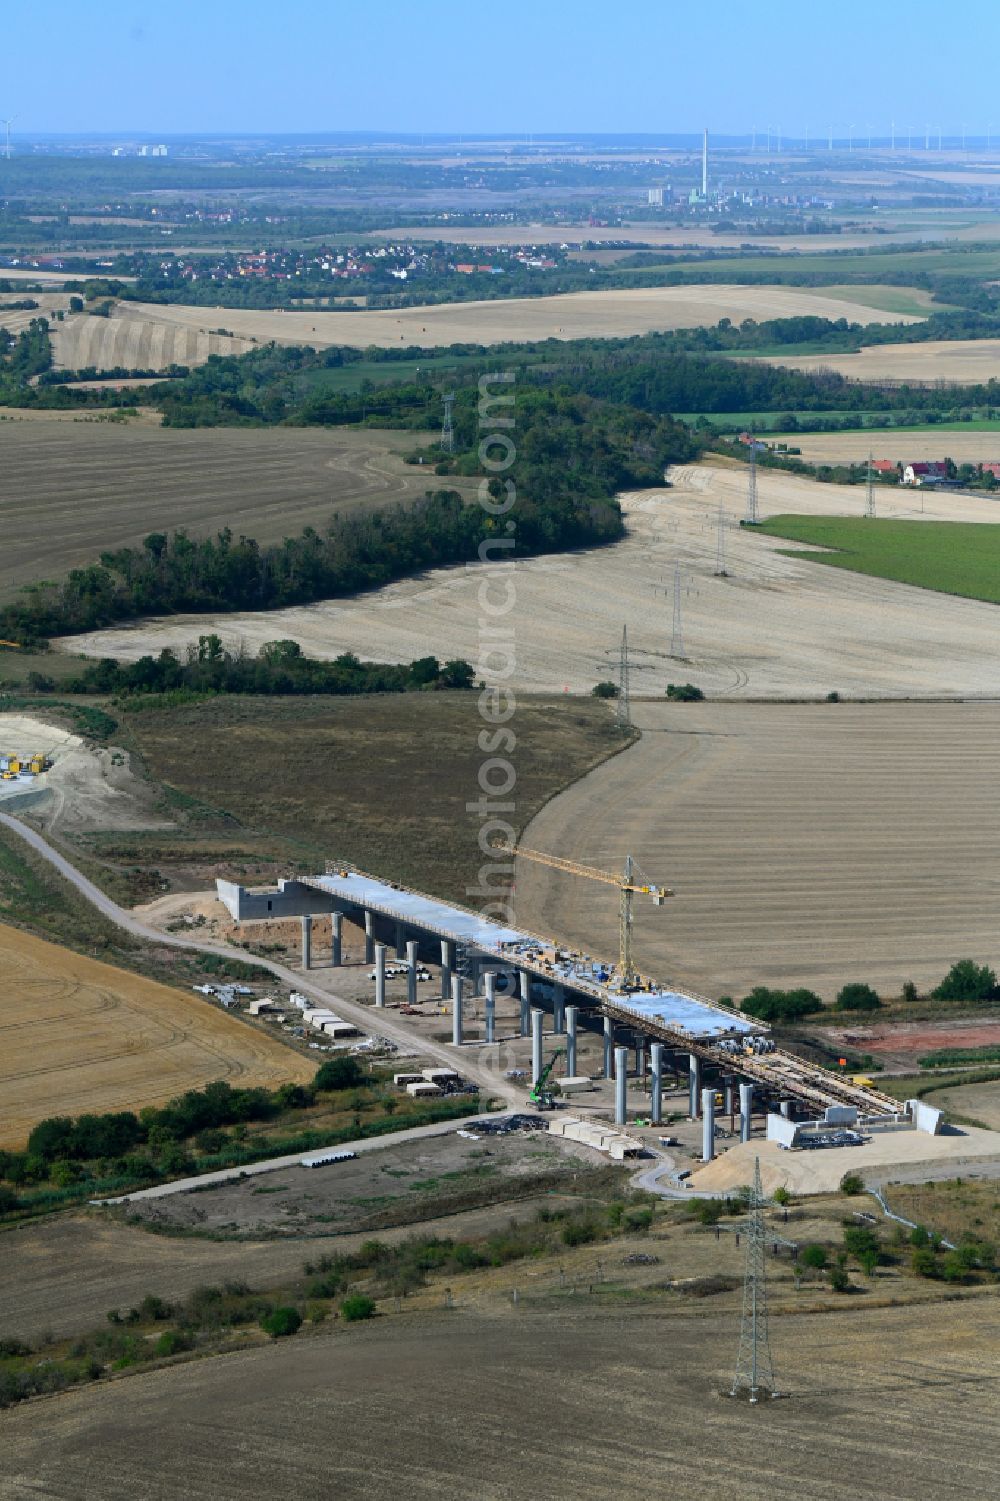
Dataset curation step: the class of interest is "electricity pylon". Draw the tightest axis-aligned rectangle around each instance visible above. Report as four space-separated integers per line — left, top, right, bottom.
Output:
715 500 728 576
864 450 876 519
440 392 455 454
745 443 759 524
730 1157 780 1403
616 625 631 729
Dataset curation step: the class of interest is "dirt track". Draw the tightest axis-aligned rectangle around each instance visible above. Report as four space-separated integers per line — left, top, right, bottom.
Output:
513 701 1000 1000
0 923 312 1146
64 461 1000 700
3 1300 999 1500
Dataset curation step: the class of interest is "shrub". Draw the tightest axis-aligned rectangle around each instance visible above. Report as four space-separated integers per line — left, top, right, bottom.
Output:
665 682 704 701
592 680 618 698
260 1307 302 1338
153 1330 190 1358
932 960 998 1003
799 1244 828 1271
835 983 881 1012
772 1186 790 1205
741 986 823 1023
340 1295 376 1323
843 1226 880 1261
561 1219 598 1247
624 1207 654 1233
313 1057 364 1092
839 1172 864 1196
902 981 918 1003
910 1247 938 1278
828 1264 851 1292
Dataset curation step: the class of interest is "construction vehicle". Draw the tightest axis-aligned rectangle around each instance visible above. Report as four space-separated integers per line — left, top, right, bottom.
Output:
491 840 672 987
528 1047 565 1110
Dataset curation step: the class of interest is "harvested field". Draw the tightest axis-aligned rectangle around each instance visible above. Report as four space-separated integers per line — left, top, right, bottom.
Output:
761 337 1000 383
123 693 627 905
4 1300 1000 1499
920 1079 1000 1131
0 291 70 335
771 430 1000 465
513 701 1000 1001
689 1130 1000 1196
0 923 311 1147
0 423 442 600
100 285 918 356
69 461 1000 700
52 306 252 371
372 221 941 251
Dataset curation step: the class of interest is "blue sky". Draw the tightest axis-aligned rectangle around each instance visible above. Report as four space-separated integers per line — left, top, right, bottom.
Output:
5 0 998 137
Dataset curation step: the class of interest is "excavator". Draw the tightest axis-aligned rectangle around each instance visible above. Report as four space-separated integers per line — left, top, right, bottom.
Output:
528 1047 565 1111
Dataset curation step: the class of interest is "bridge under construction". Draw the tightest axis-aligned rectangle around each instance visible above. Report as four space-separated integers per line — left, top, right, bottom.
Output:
218 864 908 1133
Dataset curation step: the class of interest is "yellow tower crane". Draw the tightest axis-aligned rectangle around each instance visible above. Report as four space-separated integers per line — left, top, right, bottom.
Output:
492 841 672 987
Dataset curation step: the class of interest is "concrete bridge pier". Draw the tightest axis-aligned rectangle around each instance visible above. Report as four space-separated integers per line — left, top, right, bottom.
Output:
603 1017 613 1079
406 941 419 1006
331 911 343 967
484 972 496 1044
374 943 387 1008
689 1054 702 1119
452 975 464 1046
739 1082 753 1143
650 1042 664 1127
519 972 531 1037
440 940 454 999
614 1046 628 1126
364 910 374 965
552 983 565 1034
394 921 406 960
565 1005 578 1076
531 1007 544 1085
301 915 313 970
702 1087 716 1162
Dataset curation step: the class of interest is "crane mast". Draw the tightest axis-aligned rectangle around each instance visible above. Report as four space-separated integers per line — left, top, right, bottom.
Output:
493 840 672 986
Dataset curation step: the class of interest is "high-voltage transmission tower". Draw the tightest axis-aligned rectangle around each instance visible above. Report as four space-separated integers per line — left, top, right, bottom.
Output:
745 443 759 525
670 560 686 658
715 501 728 576
616 625 631 729
730 1158 780 1404
440 392 456 454
864 450 876 519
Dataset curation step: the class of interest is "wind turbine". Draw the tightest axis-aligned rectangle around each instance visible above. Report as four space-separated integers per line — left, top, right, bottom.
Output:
2 115 18 162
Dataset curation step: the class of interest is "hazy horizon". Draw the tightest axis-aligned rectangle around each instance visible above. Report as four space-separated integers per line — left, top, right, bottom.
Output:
3 0 998 139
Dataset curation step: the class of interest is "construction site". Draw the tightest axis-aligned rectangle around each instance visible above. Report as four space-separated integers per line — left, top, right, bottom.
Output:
217 843 939 1183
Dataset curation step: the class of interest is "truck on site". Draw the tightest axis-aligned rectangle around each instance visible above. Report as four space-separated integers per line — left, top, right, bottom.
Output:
528 1048 566 1111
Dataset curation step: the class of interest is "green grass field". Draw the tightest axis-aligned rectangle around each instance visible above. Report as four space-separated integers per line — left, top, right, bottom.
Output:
758 514 1000 603
642 245 1000 282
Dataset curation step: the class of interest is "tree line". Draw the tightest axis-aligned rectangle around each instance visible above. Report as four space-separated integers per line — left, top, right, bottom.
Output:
60 638 475 699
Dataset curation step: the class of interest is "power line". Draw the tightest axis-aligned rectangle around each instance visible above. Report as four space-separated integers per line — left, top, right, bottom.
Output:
730 1157 780 1404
